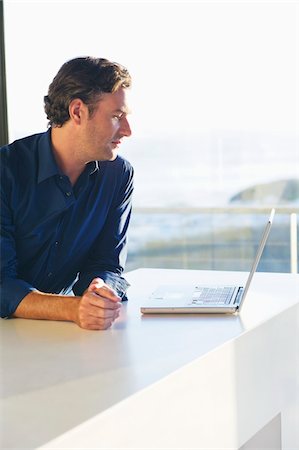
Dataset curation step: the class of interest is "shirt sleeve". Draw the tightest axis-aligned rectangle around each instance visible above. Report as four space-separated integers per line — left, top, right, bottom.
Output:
0 184 37 318
72 161 134 300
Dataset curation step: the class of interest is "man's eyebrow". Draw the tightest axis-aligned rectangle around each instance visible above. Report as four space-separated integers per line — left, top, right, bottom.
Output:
114 107 131 115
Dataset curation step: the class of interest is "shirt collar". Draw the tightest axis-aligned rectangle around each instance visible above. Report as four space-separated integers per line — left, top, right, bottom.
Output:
89 160 99 174
37 129 99 183
37 129 61 184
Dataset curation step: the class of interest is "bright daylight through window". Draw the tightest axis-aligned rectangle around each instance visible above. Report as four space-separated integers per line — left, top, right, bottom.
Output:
3 0 299 273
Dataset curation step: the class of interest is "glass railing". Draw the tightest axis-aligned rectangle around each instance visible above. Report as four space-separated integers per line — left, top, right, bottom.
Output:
126 206 298 274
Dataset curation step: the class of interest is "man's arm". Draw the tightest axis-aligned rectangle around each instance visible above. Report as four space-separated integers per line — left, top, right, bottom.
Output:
12 278 121 330
73 159 134 299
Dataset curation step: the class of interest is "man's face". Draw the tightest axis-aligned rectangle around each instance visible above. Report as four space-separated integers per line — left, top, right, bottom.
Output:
82 87 132 162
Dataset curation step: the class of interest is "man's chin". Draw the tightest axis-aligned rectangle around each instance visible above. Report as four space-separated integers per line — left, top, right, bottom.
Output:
95 145 119 162
99 147 118 162
108 149 118 161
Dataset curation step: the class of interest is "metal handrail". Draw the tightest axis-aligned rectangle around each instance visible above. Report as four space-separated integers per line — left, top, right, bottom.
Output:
133 206 299 214
290 213 298 274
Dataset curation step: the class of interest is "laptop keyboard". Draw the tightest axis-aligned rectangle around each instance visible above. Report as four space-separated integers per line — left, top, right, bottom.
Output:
191 286 235 305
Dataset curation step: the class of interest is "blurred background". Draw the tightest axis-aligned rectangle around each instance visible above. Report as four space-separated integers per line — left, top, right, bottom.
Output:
1 0 298 273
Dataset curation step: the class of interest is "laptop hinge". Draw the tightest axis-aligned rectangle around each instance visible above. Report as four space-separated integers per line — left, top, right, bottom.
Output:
234 287 244 308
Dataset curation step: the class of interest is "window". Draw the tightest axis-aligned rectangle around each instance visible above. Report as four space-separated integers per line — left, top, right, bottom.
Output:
3 0 299 272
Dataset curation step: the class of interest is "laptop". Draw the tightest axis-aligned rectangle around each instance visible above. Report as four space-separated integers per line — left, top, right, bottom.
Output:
140 209 275 314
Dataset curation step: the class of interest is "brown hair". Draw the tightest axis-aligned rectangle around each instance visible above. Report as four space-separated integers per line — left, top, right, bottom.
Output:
44 57 131 127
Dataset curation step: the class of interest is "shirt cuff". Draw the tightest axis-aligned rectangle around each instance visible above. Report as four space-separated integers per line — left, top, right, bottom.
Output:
0 278 36 318
102 274 130 301
73 271 130 301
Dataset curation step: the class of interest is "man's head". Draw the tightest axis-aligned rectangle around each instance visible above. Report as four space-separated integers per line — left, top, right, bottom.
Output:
44 57 132 127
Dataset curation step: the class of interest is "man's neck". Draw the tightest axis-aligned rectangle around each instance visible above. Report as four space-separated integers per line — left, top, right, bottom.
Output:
50 126 86 186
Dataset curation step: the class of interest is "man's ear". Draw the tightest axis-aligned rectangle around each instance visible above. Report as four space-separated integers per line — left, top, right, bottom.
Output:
69 99 85 124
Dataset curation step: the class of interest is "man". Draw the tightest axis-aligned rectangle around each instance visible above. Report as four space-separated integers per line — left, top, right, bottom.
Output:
0 57 134 330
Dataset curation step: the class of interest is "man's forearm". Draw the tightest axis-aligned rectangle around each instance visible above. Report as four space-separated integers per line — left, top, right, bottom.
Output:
12 291 80 322
11 279 122 330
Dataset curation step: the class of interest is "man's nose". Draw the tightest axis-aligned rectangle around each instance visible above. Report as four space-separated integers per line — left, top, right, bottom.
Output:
121 117 132 137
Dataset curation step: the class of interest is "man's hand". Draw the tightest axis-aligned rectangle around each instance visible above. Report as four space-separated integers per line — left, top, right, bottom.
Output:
74 278 122 330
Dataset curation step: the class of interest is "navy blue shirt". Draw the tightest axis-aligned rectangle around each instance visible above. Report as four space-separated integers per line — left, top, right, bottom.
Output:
0 129 134 318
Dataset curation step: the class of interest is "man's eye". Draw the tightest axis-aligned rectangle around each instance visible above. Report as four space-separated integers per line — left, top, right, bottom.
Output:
113 114 123 120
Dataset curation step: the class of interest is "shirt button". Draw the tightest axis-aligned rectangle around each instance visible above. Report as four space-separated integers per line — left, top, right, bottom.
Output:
47 272 52 277
55 241 59 246
65 191 72 197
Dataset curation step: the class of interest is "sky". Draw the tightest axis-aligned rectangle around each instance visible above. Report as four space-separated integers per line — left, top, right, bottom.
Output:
4 0 299 140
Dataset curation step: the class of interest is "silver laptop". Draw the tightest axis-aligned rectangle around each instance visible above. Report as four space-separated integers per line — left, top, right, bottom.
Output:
140 209 275 314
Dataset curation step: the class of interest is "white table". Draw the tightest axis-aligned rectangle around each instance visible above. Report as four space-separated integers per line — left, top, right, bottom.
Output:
1 268 298 449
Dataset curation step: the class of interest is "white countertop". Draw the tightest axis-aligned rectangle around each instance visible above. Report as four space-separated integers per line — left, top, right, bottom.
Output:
1 268 298 449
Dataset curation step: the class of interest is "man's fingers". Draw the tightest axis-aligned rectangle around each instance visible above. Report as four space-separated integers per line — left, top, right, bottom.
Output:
88 292 121 310
79 292 121 317
79 316 115 330
88 303 120 319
